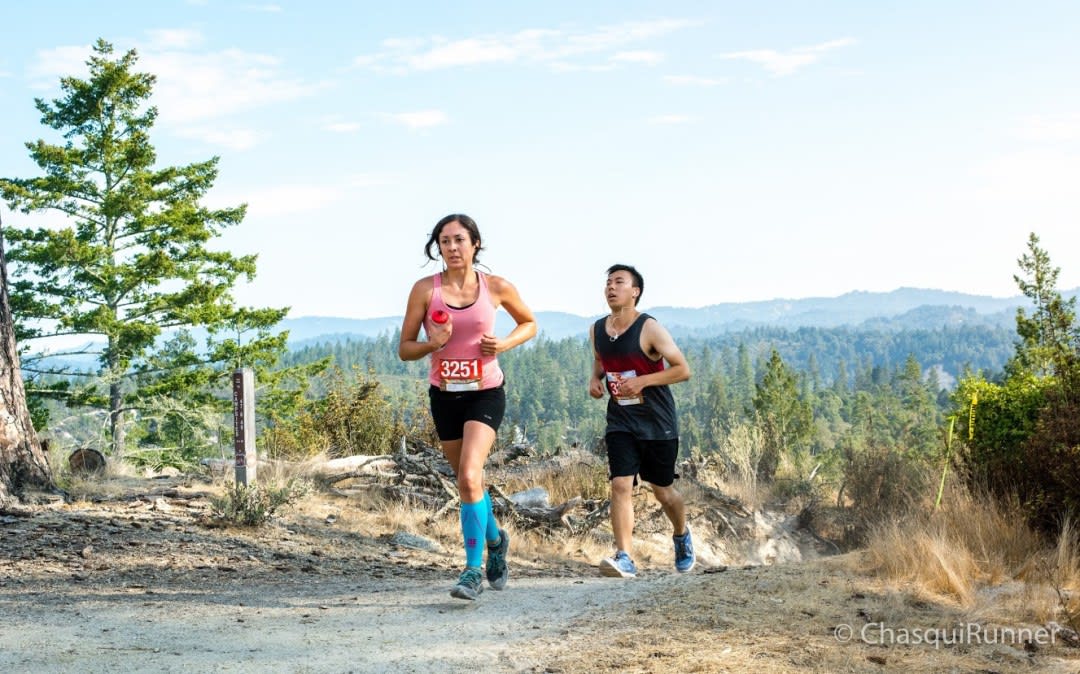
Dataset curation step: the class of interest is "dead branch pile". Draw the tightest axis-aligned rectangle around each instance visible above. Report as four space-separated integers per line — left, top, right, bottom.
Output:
306 439 605 533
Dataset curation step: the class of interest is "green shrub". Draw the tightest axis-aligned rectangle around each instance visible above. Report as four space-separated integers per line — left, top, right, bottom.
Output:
209 479 309 526
261 368 410 459
842 444 930 541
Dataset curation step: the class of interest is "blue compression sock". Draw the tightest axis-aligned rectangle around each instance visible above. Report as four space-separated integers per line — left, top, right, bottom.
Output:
460 499 487 569
482 491 501 544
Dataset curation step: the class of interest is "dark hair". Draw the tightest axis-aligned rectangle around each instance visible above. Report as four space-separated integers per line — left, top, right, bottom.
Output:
425 213 483 263
607 263 643 306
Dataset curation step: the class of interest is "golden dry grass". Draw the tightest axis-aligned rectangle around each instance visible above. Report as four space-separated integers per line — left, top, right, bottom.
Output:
860 480 1080 637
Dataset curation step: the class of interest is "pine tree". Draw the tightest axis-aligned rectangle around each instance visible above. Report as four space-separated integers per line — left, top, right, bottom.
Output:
0 40 289 456
752 349 813 479
1009 232 1079 380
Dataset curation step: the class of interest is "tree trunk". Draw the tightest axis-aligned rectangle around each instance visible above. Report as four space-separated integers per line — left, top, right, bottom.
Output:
0 217 53 505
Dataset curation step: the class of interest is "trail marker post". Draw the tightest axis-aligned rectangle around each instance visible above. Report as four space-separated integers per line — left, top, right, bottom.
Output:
232 368 256 485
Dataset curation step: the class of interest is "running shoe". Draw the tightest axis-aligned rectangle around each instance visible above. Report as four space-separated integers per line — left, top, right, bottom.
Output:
486 528 510 590
450 567 484 600
674 526 696 573
599 550 637 578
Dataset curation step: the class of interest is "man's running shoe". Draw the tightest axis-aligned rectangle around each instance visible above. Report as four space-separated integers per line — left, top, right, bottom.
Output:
450 567 484 600
599 550 637 578
674 526 696 573
486 528 510 590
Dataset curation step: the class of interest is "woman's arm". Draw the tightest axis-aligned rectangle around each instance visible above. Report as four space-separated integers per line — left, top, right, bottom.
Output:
398 277 450 361
482 275 537 356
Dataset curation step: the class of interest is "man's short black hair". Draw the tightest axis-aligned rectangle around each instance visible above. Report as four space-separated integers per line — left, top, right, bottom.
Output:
607 263 643 306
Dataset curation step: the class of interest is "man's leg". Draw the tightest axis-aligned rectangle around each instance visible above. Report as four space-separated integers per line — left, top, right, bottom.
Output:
652 484 687 536
610 475 636 553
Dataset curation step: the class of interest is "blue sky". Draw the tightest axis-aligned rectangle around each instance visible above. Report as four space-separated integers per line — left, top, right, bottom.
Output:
2 1 1078 321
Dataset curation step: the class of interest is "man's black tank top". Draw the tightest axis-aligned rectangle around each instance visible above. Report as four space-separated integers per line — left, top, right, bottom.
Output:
592 313 678 440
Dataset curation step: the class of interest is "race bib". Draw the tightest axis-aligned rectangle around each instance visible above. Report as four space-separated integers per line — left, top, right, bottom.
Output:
606 370 643 406
440 358 483 391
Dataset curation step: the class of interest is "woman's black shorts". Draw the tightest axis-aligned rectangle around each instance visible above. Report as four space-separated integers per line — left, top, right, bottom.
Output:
428 384 506 441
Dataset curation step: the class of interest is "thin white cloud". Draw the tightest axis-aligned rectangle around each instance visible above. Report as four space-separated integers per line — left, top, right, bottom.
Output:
1016 113 1080 142
146 29 203 49
26 34 330 149
408 38 522 70
243 4 283 12
347 173 395 188
354 19 695 74
230 184 348 217
649 114 697 125
324 121 362 133
548 62 616 73
387 110 448 129
28 45 90 85
210 177 392 217
720 37 856 77
174 125 261 150
664 74 725 87
145 49 329 125
611 50 664 65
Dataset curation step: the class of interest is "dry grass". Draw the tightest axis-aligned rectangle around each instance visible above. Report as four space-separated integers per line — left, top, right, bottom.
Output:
860 480 1080 635
715 421 766 509
499 457 609 504
52 447 165 503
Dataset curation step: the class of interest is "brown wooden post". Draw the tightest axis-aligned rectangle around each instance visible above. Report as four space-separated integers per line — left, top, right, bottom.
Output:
232 368 256 485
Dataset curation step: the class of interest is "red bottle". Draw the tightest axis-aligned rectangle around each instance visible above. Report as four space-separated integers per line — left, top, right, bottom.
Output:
431 310 449 324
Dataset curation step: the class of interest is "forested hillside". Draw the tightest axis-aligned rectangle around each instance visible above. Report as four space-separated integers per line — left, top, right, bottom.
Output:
282 322 1016 456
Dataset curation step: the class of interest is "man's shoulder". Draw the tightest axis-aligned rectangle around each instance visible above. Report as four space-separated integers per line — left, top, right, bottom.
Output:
639 313 662 329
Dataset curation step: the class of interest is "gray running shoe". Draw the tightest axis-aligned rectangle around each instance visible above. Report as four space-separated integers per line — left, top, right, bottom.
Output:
599 550 637 578
450 567 484 600
486 529 510 590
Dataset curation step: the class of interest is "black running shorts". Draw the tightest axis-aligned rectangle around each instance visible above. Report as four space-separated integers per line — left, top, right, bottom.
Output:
605 431 680 487
428 384 506 441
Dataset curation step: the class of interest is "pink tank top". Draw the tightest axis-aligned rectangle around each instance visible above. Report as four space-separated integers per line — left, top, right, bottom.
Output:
427 272 504 390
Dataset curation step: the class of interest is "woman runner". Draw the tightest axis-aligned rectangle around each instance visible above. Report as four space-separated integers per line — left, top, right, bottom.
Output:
398 213 537 599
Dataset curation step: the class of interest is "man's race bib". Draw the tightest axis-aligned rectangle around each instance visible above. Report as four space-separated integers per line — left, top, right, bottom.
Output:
606 370 643 406
440 358 483 391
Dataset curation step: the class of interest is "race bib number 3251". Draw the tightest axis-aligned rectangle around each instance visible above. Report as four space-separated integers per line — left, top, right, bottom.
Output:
440 358 483 391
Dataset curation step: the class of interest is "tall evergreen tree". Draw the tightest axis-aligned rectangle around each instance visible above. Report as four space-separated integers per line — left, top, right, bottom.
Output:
0 40 288 455
1009 232 1079 380
734 342 755 414
753 349 813 478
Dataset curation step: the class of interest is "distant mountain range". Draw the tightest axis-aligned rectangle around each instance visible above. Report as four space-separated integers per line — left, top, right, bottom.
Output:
282 287 1079 347
27 287 1077 366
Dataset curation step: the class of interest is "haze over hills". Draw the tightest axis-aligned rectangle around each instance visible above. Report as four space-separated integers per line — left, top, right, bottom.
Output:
282 287 1069 346
29 287 1075 366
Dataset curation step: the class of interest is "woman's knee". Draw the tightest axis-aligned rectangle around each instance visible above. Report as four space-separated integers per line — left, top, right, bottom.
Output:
457 469 484 496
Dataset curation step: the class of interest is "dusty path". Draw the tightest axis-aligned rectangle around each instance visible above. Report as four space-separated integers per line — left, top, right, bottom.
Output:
0 571 663 673
5 481 1080 673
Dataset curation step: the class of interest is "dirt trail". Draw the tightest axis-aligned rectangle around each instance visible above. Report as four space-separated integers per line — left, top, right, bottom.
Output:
0 573 652 673
0 485 683 674
4 480 1080 673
